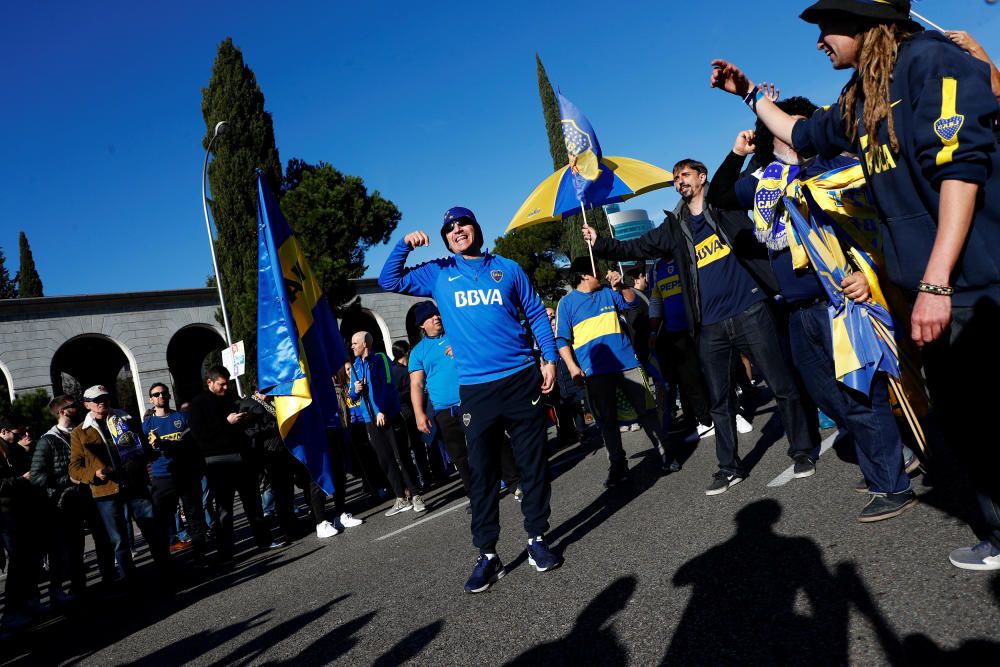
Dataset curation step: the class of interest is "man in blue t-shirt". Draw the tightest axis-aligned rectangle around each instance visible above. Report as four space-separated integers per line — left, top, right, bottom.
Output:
379 206 562 593
142 382 208 557
556 257 674 485
584 159 816 497
408 301 471 497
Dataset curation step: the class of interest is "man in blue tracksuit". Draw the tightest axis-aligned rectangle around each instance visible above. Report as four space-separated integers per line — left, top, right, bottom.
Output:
349 332 424 516
711 0 1000 569
379 206 563 593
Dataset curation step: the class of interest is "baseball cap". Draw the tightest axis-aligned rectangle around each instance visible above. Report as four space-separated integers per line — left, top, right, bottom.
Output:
83 385 111 401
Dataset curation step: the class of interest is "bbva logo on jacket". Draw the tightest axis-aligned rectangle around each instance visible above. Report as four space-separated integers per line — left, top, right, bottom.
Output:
454 289 504 307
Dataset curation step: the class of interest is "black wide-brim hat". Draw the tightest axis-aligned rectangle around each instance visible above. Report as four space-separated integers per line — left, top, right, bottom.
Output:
800 0 922 31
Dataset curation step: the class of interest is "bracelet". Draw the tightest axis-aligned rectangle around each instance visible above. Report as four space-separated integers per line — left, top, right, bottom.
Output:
917 281 954 296
743 85 763 111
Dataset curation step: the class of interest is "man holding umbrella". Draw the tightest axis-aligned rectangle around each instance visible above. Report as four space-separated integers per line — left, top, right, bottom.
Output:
379 207 563 593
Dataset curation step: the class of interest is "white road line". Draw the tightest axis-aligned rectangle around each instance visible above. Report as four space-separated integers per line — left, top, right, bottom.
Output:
767 431 839 488
375 500 471 541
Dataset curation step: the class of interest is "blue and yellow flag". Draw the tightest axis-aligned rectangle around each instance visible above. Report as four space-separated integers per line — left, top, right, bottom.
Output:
256 173 346 495
557 92 616 209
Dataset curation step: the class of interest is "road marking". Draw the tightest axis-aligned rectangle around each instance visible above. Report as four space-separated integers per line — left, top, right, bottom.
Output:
767 431 838 488
375 500 471 541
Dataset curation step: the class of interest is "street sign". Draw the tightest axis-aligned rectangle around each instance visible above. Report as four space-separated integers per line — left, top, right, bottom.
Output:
221 340 246 378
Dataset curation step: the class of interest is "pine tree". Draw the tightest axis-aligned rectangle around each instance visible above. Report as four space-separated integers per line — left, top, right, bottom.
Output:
0 247 16 299
16 231 43 297
201 38 283 387
535 54 612 268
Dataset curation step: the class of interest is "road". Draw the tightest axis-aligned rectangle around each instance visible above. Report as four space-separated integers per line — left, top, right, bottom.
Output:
4 403 999 665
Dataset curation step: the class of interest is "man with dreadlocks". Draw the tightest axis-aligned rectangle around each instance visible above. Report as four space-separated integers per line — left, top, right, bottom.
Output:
706 95 917 523
711 0 1000 570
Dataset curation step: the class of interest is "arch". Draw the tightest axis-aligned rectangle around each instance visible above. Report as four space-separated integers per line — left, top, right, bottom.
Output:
0 359 13 405
339 308 393 358
50 334 143 420
167 323 227 407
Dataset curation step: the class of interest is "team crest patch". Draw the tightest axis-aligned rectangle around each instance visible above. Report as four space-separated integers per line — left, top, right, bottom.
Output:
934 114 964 142
462 413 472 427
491 270 503 283
754 187 782 223
173 419 183 429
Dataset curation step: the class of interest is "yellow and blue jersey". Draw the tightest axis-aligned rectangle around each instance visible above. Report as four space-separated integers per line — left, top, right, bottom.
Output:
648 258 687 333
555 287 639 377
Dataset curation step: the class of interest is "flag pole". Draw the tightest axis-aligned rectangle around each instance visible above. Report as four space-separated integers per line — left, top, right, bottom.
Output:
579 202 598 276
910 10 945 32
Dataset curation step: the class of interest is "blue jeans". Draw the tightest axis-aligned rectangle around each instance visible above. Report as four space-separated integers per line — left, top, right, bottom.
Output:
788 302 909 494
94 495 167 578
698 301 813 474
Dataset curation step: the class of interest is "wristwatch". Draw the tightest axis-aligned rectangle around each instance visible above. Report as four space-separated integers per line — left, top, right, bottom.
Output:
542 359 558 367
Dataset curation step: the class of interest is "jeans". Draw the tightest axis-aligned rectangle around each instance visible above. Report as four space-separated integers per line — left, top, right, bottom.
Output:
699 301 813 474
655 329 712 426
151 472 208 550
922 298 1000 548
365 421 417 499
586 367 665 464
788 302 909 494
203 454 273 560
94 494 167 578
460 365 551 553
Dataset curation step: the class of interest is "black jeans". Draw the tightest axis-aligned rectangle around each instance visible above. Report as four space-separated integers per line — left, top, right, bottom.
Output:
460 365 551 553
922 298 1000 548
203 454 273 559
151 469 209 550
656 330 711 425
434 409 472 495
586 367 664 464
365 421 417 499
261 447 303 539
698 301 812 474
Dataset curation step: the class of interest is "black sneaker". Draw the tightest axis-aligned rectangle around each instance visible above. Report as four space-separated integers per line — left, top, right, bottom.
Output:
792 455 816 479
464 554 506 594
705 471 743 496
603 461 629 488
858 490 918 523
526 536 563 572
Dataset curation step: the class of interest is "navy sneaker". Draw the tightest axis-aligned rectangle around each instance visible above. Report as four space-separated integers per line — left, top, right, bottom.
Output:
527 536 563 572
464 554 506 593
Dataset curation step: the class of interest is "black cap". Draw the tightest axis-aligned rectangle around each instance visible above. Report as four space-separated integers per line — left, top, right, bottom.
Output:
413 301 440 327
440 206 484 253
800 0 921 30
568 256 596 276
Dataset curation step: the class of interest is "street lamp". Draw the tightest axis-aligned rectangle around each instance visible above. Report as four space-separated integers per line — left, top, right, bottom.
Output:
201 120 243 397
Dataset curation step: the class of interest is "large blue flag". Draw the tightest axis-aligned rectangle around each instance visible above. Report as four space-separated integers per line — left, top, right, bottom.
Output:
557 92 616 209
256 173 346 494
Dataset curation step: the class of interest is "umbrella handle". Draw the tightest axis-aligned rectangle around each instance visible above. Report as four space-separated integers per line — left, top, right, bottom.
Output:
579 203 597 276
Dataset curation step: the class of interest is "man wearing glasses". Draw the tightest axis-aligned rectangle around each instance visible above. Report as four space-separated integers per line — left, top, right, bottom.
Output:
142 383 209 560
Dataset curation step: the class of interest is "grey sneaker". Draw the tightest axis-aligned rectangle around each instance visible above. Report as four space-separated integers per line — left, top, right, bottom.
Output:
705 471 744 496
858 490 918 523
411 495 427 513
384 498 412 517
949 540 1000 571
792 455 816 479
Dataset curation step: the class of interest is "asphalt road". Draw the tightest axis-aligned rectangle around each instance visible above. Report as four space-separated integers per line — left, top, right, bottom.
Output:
4 402 1000 665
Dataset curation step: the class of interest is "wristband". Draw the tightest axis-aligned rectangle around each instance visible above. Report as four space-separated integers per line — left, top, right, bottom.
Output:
743 85 764 111
917 281 954 296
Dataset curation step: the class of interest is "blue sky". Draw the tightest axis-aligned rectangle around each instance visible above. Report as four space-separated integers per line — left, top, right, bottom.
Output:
2 1 997 296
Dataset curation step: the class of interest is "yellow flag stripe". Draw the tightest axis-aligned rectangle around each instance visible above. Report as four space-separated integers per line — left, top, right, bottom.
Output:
936 77 960 166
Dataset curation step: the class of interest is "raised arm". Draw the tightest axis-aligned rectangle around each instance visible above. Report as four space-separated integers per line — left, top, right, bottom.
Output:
378 233 440 297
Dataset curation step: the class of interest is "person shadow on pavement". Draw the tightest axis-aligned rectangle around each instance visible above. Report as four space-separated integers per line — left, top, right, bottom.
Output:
506 575 636 666
663 499 849 666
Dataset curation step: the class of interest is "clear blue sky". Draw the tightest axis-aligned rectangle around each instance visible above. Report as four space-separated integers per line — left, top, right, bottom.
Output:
2 1 997 296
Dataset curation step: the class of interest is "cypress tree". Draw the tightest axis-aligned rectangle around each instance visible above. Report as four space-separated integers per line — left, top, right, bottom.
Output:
200 38 283 387
16 231 43 297
0 247 15 299
535 54 612 266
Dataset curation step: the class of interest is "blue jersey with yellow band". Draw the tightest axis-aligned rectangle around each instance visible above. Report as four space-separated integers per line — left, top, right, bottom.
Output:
648 258 687 333
690 213 766 325
555 286 638 377
791 30 1000 306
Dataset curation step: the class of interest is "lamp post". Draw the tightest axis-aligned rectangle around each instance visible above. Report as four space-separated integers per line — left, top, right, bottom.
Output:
201 120 243 397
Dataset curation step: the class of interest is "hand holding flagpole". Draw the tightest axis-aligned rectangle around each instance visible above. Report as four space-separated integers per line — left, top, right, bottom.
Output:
579 203 598 275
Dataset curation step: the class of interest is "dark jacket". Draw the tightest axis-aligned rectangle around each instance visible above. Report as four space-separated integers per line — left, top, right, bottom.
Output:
188 391 247 458
349 353 401 423
791 30 1000 305
68 411 151 499
0 440 33 512
238 395 283 453
30 425 74 500
592 197 778 336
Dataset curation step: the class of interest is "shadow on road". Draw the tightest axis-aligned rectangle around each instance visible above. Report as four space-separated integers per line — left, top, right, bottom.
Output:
505 575 636 666
372 619 444 666
663 499 849 666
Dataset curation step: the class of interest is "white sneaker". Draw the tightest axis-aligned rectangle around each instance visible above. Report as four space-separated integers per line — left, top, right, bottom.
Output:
337 512 363 529
696 423 715 439
411 495 427 513
316 520 340 539
628 423 640 431
619 425 629 433
736 414 753 434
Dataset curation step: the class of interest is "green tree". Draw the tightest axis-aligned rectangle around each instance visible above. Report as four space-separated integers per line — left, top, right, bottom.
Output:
493 225 566 304
0 390 53 439
16 231 43 297
0 246 16 299
280 159 401 313
535 54 612 262
201 38 283 387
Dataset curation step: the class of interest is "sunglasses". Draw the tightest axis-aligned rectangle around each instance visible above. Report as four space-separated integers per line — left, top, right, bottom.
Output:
150 391 170 398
